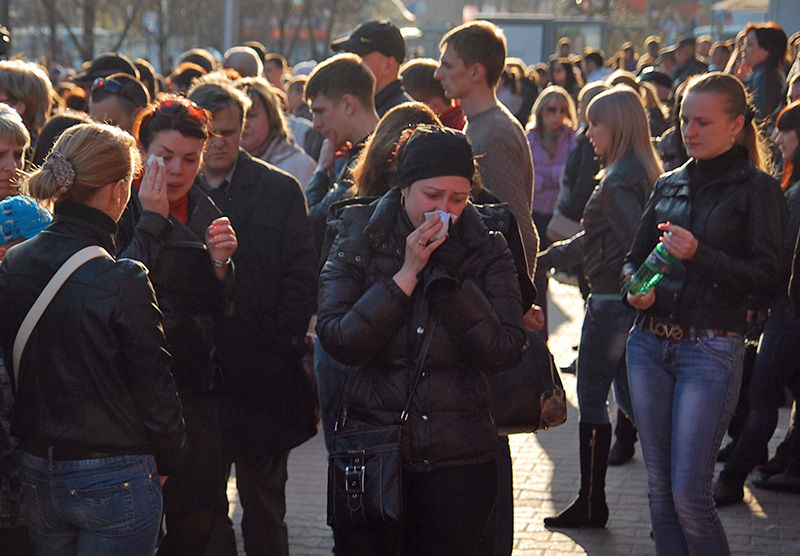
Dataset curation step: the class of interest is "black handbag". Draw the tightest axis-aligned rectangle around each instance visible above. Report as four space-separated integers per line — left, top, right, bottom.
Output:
488 328 567 435
327 322 436 528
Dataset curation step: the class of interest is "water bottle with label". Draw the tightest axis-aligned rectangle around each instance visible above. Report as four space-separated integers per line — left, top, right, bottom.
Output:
626 242 677 294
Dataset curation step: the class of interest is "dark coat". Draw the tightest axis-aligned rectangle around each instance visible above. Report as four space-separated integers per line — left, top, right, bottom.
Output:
198 150 318 459
116 186 233 394
744 60 786 124
306 140 366 256
374 79 414 117
623 146 786 333
316 188 526 472
672 56 708 89
0 200 187 474
555 128 599 222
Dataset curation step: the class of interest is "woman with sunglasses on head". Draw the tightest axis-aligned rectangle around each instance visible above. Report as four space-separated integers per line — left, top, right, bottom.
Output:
540 86 663 529
624 72 786 555
526 85 577 339
116 95 238 556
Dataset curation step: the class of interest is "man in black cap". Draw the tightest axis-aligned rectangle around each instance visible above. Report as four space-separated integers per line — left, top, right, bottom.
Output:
672 36 708 89
72 52 140 91
88 73 150 132
331 19 413 116
638 66 673 104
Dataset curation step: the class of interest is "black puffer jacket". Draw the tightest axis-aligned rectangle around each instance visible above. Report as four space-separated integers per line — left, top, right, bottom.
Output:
623 146 786 333
316 188 526 472
116 186 233 394
0 200 187 474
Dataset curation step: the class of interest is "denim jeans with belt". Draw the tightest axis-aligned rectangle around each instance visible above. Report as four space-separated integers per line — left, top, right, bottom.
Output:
18 451 162 556
577 295 636 424
626 324 744 556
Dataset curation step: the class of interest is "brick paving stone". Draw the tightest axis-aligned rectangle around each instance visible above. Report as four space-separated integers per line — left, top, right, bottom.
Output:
224 279 799 555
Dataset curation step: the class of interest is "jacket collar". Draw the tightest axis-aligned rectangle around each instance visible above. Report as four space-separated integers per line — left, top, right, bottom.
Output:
51 198 117 252
665 145 752 190
374 80 406 110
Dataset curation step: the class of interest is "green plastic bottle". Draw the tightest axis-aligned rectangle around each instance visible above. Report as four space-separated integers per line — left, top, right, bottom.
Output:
626 242 677 294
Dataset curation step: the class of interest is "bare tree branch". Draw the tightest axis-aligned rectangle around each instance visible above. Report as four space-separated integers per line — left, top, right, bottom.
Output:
111 2 147 52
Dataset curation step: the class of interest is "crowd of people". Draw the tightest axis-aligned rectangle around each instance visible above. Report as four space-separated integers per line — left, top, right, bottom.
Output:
0 13 796 556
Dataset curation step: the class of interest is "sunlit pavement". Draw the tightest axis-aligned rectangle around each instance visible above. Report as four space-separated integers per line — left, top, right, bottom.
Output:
228 279 800 555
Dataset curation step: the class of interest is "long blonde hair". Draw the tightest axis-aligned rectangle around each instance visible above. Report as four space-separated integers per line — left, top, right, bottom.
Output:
526 85 578 131
587 86 663 185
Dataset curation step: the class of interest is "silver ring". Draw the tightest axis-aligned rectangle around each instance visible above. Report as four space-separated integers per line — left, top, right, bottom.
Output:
417 240 425 246
154 186 162 191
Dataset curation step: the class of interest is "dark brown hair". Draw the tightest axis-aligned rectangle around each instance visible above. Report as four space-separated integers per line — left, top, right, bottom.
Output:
776 99 800 189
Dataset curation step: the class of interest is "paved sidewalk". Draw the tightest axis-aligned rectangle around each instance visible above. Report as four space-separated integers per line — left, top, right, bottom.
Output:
228 280 800 555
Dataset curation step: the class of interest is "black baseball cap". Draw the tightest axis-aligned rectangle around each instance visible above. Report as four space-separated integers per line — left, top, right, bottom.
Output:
638 67 673 90
331 20 406 64
73 53 139 86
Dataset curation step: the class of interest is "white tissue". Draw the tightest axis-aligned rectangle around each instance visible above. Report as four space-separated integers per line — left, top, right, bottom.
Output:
424 210 458 240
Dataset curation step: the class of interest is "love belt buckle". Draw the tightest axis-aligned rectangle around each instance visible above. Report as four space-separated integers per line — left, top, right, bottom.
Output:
648 318 685 341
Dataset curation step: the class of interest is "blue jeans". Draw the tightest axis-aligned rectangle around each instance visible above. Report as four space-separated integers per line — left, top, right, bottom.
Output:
626 325 744 556
577 295 635 424
19 451 162 556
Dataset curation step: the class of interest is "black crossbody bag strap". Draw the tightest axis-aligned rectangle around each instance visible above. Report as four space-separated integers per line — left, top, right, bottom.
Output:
335 316 437 431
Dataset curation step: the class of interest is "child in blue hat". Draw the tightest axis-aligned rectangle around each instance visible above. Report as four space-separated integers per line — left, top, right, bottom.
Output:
0 194 50 555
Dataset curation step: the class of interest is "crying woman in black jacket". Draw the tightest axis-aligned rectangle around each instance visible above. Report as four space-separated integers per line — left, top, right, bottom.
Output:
316 126 526 556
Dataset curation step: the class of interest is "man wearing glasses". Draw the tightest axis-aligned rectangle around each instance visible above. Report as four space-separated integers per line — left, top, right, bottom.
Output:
187 75 318 556
88 73 150 132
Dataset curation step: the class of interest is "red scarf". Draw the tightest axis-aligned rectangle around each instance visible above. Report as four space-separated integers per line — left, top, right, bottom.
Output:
169 194 189 225
132 176 189 225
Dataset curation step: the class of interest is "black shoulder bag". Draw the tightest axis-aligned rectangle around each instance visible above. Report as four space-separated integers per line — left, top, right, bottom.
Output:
327 320 436 528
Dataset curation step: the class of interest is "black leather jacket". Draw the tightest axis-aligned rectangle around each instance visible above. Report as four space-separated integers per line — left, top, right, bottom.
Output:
623 146 786 333
0 200 187 474
316 188 526 472
116 186 234 394
744 60 786 124
543 153 654 294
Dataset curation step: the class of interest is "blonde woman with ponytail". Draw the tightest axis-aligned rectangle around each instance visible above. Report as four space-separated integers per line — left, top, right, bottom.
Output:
0 123 187 556
624 72 786 555
540 85 662 529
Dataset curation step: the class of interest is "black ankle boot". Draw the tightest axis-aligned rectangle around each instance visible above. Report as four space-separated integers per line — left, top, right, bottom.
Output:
544 422 611 528
608 409 636 466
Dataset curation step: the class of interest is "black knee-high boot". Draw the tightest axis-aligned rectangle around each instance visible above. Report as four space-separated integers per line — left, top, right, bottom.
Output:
544 422 611 528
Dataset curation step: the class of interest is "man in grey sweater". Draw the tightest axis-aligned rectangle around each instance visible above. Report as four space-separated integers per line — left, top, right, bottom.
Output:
435 19 543 556
435 20 539 284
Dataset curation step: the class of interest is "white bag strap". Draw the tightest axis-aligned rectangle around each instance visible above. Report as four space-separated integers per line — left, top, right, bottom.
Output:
12 245 111 392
